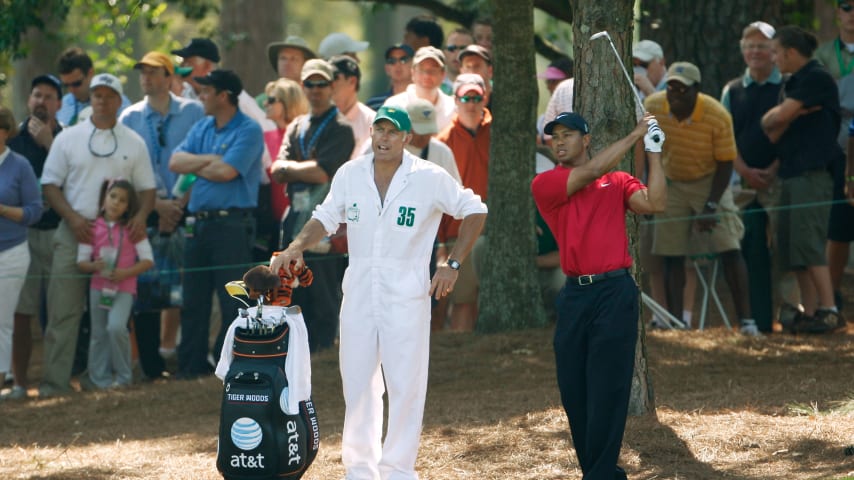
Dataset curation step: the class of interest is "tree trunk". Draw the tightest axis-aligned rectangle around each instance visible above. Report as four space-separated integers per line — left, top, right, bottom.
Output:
219 0 285 96
639 0 782 98
572 0 654 415
10 22 64 120
477 0 548 332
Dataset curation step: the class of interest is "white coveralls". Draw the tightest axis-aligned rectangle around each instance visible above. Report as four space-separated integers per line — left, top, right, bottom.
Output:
312 151 486 480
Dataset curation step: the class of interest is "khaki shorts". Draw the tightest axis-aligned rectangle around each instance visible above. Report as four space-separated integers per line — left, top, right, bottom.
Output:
15 228 56 316
448 236 484 305
653 175 744 257
638 216 663 274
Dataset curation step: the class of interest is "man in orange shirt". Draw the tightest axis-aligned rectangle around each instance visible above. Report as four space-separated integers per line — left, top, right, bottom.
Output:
435 73 490 331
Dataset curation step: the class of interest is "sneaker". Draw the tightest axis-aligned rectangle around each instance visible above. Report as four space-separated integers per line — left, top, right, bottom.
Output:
0 386 27 401
803 309 846 334
778 303 804 333
740 319 762 337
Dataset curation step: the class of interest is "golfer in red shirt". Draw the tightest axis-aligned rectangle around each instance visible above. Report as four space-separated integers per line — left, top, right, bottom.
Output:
532 111 666 480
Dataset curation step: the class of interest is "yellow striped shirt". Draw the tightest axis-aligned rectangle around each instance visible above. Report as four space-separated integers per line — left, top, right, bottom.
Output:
644 92 737 181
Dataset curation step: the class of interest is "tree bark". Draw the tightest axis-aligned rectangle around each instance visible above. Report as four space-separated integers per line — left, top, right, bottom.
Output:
639 0 782 98
219 0 285 96
572 0 654 416
477 0 548 332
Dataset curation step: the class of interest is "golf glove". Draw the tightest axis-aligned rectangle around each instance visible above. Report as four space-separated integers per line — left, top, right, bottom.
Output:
644 119 665 153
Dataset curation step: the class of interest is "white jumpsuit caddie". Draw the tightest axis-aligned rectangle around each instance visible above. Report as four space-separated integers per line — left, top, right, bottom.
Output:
311 150 486 480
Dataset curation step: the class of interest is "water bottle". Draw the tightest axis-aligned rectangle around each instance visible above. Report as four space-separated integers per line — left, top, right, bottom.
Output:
171 173 197 198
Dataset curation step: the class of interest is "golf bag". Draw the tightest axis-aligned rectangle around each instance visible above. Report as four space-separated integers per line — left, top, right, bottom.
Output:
216 321 319 480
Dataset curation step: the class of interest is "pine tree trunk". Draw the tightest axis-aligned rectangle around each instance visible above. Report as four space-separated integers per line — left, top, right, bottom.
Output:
219 0 285 96
572 0 654 415
477 0 548 332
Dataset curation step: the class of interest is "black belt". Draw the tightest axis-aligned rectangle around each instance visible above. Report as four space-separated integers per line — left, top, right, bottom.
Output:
566 268 630 286
193 208 254 220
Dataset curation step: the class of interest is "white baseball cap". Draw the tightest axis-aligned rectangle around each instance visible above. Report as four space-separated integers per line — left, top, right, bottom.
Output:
632 40 664 62
318 32 369 59
89 73 123 96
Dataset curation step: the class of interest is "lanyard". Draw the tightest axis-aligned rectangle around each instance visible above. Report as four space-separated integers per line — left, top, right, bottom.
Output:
299 107 337 159
835 38 854 78
104 221 125 262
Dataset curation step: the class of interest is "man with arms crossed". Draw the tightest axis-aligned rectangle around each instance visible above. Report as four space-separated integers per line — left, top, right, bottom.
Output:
532 112 665 479
271 106 486 480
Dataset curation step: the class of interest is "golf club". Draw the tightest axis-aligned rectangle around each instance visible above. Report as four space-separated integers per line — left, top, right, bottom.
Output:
589 31 646 114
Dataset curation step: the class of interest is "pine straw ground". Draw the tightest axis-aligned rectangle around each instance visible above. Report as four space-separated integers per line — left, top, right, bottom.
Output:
1 280 853 480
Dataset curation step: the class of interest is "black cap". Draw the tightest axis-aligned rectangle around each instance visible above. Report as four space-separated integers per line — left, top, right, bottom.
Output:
384 43 415 59
194 69 242 95
329 55 361 80
458 44 492 64
31 74 62 99
171 38 220 63
544 112 590 135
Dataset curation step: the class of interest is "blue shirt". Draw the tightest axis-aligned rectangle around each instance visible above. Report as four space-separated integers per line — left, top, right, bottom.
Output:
57 92 132 126
0 149 44 251
119 93 205 197
174 110 263 212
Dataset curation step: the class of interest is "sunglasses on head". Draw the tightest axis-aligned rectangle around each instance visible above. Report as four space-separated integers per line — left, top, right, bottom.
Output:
265 96 279 105
842 3 854 12
63 79 85 88
458 94 483 104
385 56 410 65
303 79 331 89
446 44 469 52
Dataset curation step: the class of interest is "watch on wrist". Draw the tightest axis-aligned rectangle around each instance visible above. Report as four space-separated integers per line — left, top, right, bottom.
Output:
704 200 718 211
447 259 461 271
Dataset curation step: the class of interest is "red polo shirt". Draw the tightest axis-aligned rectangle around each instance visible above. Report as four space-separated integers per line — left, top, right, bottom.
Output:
531 166 644 276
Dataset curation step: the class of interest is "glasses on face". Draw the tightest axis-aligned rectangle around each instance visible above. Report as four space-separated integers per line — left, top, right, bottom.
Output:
265 96 280 105
634 60 650 69
841 3 854 12
385 56 410 65
446 44 469 52
303 80 331 89
457 94 483 104
63 79 85 88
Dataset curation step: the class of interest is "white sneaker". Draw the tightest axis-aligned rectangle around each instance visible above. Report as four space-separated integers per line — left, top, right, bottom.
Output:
740 320 761 337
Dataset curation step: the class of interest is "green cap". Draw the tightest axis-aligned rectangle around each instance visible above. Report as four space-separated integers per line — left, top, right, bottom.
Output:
175 65 193 77
373 105 412 133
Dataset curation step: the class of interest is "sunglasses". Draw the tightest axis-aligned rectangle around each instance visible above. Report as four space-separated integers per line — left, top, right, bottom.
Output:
63 79 85 88
303 79 331 89
458 94 483 104
842 3 854 12
385 56 410 65
157 123 166 147
265 96 280 105
446 44 469 52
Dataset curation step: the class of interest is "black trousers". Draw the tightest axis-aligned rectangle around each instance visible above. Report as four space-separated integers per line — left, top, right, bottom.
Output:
289 252 347 352
133 311 166 378
554 273 638 480
178 215 255 376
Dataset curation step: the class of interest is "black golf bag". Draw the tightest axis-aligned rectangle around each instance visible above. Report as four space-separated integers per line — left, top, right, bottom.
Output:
216 322 320 480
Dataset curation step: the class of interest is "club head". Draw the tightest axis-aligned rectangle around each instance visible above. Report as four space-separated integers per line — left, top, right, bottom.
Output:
589 31 610 41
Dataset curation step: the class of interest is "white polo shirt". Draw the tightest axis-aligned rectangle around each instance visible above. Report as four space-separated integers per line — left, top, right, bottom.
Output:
41 119 156 220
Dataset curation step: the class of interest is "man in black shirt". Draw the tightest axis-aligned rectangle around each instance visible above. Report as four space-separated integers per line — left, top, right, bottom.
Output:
761 25 845 332
271 59 355 351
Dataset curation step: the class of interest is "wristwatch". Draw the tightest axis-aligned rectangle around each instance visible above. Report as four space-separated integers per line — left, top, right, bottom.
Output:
704 200 718 211
447 259 461 271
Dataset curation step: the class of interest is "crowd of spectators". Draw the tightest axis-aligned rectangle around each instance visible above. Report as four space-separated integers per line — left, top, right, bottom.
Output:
1 9 852 403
